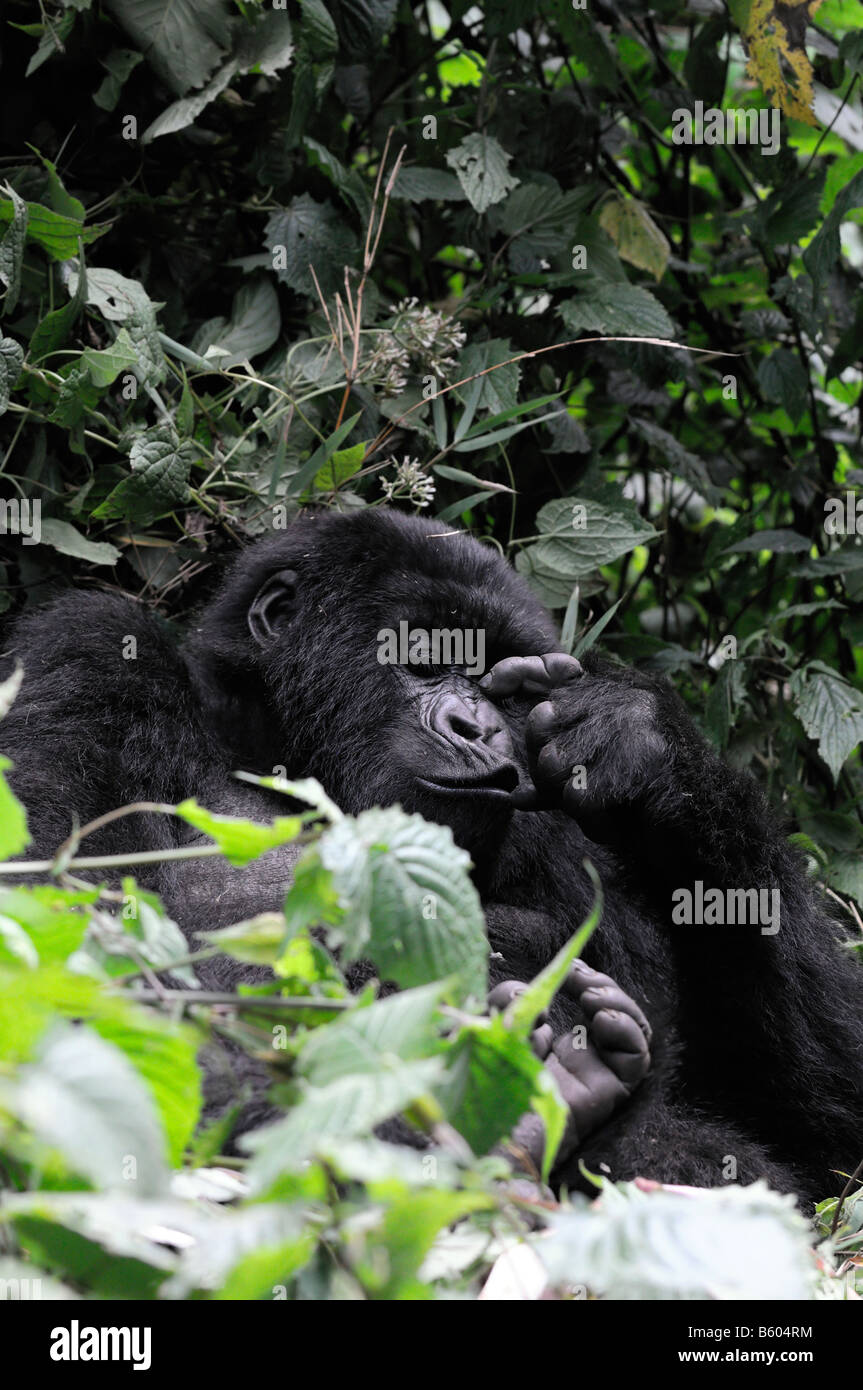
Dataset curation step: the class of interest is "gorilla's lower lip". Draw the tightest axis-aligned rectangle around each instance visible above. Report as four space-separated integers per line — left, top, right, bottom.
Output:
417 766 520 799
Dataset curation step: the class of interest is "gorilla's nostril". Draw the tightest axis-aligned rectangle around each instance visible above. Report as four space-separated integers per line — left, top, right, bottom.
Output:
449 713 482 741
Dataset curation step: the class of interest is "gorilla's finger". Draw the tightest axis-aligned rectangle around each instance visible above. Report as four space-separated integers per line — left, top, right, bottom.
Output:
559 960 612 996
530 1022 554 1060
579 985 652 1043
479 655 553 697
535 741 571 786
508 1110 547 1173
488 980 549 1030
525 700 558 746
545 1044 626 1136
562 962 652 1041
488 980 527 1012
589 1009 651 1086
540 653 584 686
509 784 540 809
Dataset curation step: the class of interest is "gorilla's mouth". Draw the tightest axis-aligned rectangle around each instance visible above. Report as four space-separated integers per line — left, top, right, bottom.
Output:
417 764 520 800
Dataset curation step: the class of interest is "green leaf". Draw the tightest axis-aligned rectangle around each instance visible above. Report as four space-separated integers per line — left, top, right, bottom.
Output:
0 182 28 313
90 1010 202 1166
102 0 234 96
0 885 92 966
93 48 144 111
265 193 358 297
539 1181 816 1300
178 1207 314 1300
0 197 107 260
94 427 196 523
445 134 519 214
757 349 809 424
193 279 281 368
520 496 660 581
286 412 362 497
458 392 563 441
143 10 294 142
392 167 466 202
314 439 365 490
10 1026 170 1195
632 417 719 502
457 338 520 414
38 518 120 566
803 169 863 293
300 0 338 57
353 1189 494 1298
453 408 563 454
572 597 622 658
30 260 87 362
243 1057 444 1188
0 336 24 416
441 1012 547 1156
317 807 487 1004
826 854 863 910
760 171 825 246
297 982 448 1085
560 284 674 339
199 912 288 967
723 528 811 555
175 799 303 867
790 667 863 783
67 264 166 385
0 755 29 858
304 137 371 220
796 545 863 578
79 327 139 387
235 773 343 823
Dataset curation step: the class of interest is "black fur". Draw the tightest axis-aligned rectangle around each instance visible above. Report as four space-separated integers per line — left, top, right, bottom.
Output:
2 507 861 1203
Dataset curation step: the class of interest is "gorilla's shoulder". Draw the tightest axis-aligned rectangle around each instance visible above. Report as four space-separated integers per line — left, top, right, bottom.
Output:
2 589 183 688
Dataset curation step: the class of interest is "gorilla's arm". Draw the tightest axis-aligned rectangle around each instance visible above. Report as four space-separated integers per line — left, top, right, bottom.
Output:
482 653 863 1197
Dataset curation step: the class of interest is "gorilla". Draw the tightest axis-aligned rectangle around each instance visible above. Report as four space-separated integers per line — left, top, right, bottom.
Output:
2 506 861 1204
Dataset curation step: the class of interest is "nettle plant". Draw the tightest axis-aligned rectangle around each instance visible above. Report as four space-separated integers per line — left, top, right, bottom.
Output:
0 0 862 1296
0 725 854 1301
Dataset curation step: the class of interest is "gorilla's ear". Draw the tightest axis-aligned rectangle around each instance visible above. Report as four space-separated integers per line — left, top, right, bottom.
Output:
248 569 299 646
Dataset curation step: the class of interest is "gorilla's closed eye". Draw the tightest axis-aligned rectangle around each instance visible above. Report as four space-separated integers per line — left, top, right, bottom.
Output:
248 569 299 646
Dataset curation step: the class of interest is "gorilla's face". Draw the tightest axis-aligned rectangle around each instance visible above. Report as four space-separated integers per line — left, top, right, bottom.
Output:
211 508 559 853
385 662 525 845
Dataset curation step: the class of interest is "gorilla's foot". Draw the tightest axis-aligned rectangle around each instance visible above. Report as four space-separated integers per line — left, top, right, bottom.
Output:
489 962 651 1177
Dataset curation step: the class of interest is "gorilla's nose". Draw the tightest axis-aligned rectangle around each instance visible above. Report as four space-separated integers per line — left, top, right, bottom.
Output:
433 691 513 756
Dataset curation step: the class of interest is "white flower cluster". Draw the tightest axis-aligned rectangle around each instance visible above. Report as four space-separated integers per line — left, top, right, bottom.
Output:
361 298 466 397
380 455 436 509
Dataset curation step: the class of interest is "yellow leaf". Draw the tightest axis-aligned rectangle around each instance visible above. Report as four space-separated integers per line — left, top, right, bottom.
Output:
739 0 826 126
598 198 670 282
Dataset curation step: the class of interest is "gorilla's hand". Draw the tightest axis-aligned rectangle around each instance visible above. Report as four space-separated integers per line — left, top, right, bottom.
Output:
480 653 668 839
489 961 652 1176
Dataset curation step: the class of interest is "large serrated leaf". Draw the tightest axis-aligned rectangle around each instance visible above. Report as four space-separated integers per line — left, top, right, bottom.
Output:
298 982 448 1085
318 807 487 1003
522 496 659 581
103 0 233 96
560 283 673 338
445 134 519 214
143 11 293 142
790 668 863 783
266 193 358 297
11 1026 170 1195
0 182 27 313
242 1057 444 1188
